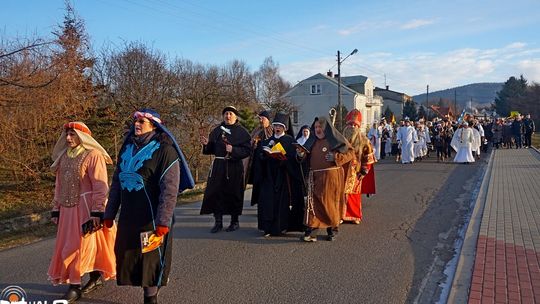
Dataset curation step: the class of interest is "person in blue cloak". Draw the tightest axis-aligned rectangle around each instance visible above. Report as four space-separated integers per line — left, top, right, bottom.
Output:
104 108 194 304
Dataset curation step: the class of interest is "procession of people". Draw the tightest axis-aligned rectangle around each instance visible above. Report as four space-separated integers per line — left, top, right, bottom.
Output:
46 103 530 303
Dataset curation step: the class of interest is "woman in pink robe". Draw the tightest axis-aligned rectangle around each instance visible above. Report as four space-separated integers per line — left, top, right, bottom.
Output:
48 122 116 303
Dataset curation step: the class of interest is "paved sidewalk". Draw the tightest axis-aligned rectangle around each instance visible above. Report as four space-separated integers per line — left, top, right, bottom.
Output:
449 148 540 303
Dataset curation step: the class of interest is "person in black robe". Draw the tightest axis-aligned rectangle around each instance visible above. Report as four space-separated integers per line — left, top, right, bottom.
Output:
247 110 273 206
104 108 194 304
199 106 251 233
257 112 305 236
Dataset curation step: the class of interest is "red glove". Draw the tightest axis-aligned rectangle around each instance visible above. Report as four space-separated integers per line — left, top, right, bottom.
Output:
103 219 114 228
155 225 169 237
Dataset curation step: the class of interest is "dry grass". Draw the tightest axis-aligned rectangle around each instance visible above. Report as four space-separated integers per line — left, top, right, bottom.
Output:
532 133 540 149
0 223 57 251
0 181 54 219
0 176 211 250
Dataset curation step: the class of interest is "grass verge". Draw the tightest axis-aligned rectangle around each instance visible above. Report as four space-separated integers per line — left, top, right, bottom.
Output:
0 223 57 251
532 133 540 149
0 186 208 251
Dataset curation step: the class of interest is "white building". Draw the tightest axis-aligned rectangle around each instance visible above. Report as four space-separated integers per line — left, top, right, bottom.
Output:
282 73 383 134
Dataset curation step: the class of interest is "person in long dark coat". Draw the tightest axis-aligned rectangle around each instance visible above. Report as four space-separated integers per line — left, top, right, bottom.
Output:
104 109 194 304
257 113 305 236
200 106 251 233
247 110 273 206
491 118 503 149
443 120 454 159
523 114 535 148
512 116 524 148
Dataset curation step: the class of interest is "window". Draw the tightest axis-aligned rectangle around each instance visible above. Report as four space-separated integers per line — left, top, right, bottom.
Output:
310 84 321 95
292 110 299 123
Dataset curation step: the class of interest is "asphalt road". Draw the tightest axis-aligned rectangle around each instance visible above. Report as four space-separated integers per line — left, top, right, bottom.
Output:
0 154 487 304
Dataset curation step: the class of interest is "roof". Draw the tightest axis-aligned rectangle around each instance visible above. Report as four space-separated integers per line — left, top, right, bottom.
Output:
283 73 359 96
374 87 411 98
340 75 368 86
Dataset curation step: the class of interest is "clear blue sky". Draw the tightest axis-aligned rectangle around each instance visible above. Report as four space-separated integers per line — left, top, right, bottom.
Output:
2 0 539 95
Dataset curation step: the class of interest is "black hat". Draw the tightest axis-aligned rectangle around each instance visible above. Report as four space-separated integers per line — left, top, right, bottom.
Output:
258 110 271 120
222 106 239 116
272 112 289 130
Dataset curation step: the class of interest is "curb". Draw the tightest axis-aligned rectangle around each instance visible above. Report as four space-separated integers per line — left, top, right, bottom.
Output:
447 149 495 303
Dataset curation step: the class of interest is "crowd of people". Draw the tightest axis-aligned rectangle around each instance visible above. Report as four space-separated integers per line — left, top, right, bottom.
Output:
365 113 535 165
46 105 534 303
198 106 376 242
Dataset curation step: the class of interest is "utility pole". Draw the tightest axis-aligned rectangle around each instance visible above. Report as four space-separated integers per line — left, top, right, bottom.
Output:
336 48 358 131
337 50 342 131
426 85 429 119
454 89 457 119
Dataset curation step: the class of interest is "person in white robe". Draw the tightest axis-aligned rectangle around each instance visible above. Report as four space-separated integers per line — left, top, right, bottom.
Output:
472 120 484 158
414 123 428 160
451 121 477 163
368 122 381 160
384 124 393 157
424 122 432 157
396 118 418 164
471 126 481 158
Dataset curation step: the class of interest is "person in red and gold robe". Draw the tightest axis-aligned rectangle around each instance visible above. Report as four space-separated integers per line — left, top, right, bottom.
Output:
342 110 376 224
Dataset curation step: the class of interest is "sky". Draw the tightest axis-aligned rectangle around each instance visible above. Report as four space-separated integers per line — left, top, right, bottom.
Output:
2 0 540 95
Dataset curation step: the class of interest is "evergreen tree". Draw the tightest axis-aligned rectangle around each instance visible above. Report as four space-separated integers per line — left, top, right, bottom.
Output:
403 100 418 121
383 106 394 121
238 108 258 133
52 1 95 117
331 104 348 131
495 75 528 117
418 105 427 120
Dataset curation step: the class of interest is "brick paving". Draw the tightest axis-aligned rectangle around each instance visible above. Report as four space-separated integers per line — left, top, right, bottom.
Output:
468 149 540 304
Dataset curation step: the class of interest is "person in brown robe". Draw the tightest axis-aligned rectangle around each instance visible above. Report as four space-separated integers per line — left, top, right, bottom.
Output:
298 116 354 242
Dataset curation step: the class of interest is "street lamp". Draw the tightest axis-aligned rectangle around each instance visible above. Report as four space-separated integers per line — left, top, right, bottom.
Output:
337 48 358 131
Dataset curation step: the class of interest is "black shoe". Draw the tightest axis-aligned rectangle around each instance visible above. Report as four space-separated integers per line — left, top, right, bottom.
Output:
327 234 336 241
144 295 158 304
210 222 223 233
225 222 239 232
81 276 103 294
62 286 82 303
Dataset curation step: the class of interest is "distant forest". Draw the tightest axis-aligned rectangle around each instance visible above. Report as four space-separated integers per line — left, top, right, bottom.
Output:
413 83 503 107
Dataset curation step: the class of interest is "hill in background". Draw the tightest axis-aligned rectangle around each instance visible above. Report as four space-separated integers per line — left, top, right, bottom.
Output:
412 83 503 107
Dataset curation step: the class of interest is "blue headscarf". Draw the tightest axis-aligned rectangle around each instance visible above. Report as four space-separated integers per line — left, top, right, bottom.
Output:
133 108 195 193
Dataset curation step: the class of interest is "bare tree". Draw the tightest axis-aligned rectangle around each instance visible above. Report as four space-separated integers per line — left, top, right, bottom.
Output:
253 56 293 113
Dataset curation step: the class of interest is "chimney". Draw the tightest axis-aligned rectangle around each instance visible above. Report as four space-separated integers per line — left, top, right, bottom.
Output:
386 85 389 90
326 71 333 78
